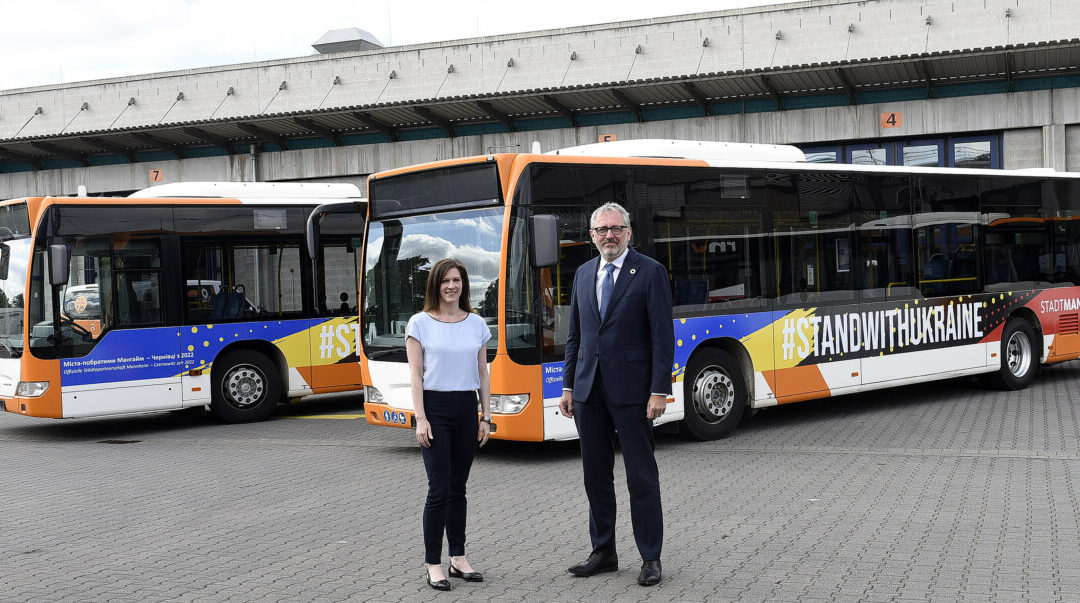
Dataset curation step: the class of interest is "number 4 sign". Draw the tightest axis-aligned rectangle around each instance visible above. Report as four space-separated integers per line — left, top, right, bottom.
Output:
881 112 902 128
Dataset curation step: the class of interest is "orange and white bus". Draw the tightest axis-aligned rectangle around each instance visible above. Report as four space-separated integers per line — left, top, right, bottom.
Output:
0 182 367 423
314 139 1080 441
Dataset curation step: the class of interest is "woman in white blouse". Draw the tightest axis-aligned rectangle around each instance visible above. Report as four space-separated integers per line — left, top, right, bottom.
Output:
405 258 492 591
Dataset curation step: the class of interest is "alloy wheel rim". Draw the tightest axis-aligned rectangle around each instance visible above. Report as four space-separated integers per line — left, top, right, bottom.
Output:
1006 331 1032 378
222 364 266 408
692 366 735 424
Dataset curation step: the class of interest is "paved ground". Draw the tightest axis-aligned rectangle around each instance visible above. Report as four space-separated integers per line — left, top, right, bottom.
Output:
4 364 1080 602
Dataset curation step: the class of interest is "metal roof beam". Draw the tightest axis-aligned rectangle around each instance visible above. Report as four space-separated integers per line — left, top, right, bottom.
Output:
413 106 454 136
183 127 236 154
540 95 578 127
759 75 784 110
610 89 643 122
1004 52 1015 91
0 148 41 170
132 132 184 159
916 60 935 96
351 112 398 141
680 82 712 115
833 68 857 105
31 142 89 167
85 137 135 163
236 123 286 150
474 100 516 132
293 117 341 146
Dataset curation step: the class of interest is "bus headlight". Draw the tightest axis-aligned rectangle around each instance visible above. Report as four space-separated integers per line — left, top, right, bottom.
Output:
489 394 528 414
364 386 385 404
16 381 49 397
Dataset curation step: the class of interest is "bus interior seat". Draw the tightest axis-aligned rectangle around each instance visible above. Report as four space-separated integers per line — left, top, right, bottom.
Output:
676 279 707 305
987 247 1018 284
223 289 246 318
207 287 247 321
208 291 229 321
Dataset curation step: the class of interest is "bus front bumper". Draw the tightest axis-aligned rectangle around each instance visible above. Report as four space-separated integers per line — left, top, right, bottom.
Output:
363 402 414 429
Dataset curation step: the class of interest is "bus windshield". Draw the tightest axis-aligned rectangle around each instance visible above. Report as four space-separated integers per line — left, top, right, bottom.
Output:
361 207 504 356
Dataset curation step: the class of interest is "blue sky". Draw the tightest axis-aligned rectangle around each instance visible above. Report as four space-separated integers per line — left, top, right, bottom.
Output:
1 0 788 90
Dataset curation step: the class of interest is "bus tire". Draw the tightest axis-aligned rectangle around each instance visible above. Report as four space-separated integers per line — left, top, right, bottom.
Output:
211 350 281 423
682 349 746 440
990 319 1038 390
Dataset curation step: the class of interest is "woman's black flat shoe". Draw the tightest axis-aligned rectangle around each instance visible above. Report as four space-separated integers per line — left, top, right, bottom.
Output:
449 565 484 582
426 571 451 591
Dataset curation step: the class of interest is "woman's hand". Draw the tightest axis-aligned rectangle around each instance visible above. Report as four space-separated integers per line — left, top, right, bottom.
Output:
477 420 491 448
416 417 434 448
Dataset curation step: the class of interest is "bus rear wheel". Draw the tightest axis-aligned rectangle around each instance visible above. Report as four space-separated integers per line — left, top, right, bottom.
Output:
682 349 746 440
989 319 1038 390
211 350 281 423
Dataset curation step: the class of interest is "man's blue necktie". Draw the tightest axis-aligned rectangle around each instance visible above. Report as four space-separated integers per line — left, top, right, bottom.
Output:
600 263 615 319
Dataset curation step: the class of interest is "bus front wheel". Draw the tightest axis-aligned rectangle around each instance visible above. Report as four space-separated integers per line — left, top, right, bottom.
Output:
990 319 1038 390
682 349 746 440
211 350 281 423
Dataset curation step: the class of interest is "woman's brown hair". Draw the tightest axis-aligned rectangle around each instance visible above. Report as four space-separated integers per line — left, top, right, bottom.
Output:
422 258 472 313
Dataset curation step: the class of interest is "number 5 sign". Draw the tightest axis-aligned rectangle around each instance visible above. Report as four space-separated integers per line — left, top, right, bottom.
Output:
881 112 902 129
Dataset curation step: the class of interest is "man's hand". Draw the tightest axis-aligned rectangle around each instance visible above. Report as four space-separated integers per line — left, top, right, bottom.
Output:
559 391 574 418
646 394 667 420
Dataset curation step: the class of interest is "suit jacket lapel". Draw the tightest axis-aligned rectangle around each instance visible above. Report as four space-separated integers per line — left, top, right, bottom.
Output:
584 256 602 324
601 248 639 326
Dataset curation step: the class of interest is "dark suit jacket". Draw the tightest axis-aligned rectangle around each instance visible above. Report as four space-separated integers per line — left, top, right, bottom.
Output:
563 247 675 404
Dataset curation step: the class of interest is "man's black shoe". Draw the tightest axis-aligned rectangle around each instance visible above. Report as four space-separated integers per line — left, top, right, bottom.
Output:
567 552 619 577
637 559 662 586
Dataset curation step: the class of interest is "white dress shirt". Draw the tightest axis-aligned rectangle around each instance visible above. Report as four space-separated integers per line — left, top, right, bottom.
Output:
595 247 629 310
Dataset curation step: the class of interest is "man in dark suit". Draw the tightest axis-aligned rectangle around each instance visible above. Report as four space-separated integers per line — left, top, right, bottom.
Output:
559 202 675 587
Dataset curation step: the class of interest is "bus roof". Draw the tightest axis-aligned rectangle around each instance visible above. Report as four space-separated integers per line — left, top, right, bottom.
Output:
547 139 807 163
130 181 363 199
369 140 1080 182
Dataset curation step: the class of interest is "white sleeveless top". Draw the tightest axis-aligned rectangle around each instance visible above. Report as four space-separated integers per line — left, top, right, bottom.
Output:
405 312 492 391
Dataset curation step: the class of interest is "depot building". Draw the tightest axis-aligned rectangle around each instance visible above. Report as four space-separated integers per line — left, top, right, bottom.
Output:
1 0 1078 198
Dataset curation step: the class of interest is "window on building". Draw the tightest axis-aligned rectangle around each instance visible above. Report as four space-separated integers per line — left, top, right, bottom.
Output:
902 141 943 167
802 147 840 163
848 145 890 166
952 138 994 169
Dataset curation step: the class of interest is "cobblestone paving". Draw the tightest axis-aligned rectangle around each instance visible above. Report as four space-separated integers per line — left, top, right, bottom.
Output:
4 364 1080 601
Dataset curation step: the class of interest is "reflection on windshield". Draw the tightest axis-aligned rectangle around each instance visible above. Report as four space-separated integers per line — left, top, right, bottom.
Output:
362 207 503 353
0 238 31 357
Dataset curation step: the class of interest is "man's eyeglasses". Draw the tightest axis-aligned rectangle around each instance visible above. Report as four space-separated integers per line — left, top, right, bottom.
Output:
591 225 628 236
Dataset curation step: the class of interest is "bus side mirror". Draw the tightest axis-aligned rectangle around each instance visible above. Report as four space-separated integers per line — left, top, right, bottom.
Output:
0 243 9 281
49 244 70 286
530 214 559 268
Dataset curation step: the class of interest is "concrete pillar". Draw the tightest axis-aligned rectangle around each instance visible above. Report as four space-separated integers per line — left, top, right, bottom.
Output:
1043 124 1067 171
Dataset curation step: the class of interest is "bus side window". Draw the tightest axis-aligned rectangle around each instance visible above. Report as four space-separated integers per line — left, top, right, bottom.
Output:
770 172 856 306
914 175 981 298
634 169 770 314
113 238 163 327
854 174 914 300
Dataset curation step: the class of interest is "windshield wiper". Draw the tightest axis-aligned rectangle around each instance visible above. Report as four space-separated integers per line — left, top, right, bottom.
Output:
367 349 401 359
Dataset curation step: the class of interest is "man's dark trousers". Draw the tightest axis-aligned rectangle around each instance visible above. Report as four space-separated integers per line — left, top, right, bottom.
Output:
573 368 662 561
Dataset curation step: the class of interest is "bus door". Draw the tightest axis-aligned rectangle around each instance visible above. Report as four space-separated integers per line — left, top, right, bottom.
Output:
855 175 924 385
52 234 183 416
862 175 983 383
308 212 366 392
769 172 861 402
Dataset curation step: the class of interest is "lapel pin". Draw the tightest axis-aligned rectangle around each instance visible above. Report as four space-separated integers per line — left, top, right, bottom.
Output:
629 268 636 275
